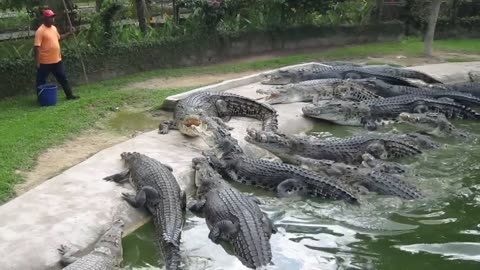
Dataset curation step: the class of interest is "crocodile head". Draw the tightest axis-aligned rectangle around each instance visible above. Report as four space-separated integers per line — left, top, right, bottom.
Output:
192 157 227 198
256 85 305 104
93 218 124 264
302 100 370 126
261 70 300 85
399 112 462 137
177 114 210 137
244 128 294 159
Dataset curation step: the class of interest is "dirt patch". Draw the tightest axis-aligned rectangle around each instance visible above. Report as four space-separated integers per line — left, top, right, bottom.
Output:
14 130 129 196
127 71 261 90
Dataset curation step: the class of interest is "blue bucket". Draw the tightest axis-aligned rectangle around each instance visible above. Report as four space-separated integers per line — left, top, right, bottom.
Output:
37 84 58 107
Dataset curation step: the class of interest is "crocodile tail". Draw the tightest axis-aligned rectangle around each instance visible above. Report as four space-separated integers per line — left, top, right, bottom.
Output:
163 242 182 270
218 92 279 132
383 140 423 158
436 100 480 120
348 69 417 87
398 69 444 84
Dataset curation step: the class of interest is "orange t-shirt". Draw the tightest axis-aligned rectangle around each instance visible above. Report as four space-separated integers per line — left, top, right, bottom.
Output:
34 24 62 64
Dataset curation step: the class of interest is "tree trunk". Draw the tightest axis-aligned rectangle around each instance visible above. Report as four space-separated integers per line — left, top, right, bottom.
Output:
172 0 179 24
424 0 443 57
96 0 102 11
135 0 147 33
375 0 384 23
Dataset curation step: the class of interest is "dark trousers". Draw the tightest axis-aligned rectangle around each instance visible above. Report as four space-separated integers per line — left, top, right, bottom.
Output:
36 61 74 98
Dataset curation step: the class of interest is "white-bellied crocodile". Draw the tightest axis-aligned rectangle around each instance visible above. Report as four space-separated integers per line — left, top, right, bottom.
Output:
189 157 275 269
58 218 124 270
159 91 279 137
355 78 480 106
104 152 186 270
256 78 382 104
261 65 418 87
200 127 360 204
302 95 480 130
262 66 415 86
244 129 422 165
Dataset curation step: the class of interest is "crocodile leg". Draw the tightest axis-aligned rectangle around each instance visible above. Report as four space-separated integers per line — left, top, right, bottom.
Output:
103 170 130 184
261 213 277 234
57 245 78 266
163 164 174 172
249 195 262 205
366 142 389 160
276 178 308 198
208 220 239 244
159 120 176 134
181 190 187 210
215 99 232 122
122 186 160 208
188 199 206 213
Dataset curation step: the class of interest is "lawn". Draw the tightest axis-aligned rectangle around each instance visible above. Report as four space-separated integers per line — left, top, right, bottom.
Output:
0 38 479 203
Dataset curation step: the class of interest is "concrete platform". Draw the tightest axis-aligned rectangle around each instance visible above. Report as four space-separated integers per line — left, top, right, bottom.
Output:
405 61 480 84
1 61 479 270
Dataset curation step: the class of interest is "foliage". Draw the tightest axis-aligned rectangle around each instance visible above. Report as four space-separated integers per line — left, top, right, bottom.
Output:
309 0 375 26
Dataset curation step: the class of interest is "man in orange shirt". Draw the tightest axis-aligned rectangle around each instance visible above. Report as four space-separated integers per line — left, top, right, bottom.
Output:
34 9 79 100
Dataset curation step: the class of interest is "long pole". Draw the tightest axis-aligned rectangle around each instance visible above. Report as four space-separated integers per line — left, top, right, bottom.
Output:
61 0 89 83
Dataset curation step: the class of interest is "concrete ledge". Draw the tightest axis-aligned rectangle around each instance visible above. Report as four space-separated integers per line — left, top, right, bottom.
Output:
405 61 480 84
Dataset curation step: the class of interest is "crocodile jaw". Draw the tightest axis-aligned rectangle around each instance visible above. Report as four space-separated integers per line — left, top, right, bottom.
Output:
256 87 305 104
178 115 208 137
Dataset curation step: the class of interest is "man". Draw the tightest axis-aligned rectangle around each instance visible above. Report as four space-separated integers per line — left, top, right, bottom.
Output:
34 9 79 100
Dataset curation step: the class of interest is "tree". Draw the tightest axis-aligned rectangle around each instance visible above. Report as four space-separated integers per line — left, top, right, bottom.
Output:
424 0 443 57
135 0 147 33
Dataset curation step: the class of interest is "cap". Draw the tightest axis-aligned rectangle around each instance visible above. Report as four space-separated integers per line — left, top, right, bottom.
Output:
43 9 56 17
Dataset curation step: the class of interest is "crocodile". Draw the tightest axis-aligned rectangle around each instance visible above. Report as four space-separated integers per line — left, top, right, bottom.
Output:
200 127 359 204
58 219 124 270
159 91 279 137
399 112 468 138
360 65 444 85
189 157 275 269
445 82 480 98
256 79 382 104
355 78 480 106
244 128 422 165
302 95 480 130
293 156 423 200
261 65 418 87
104 152 186 270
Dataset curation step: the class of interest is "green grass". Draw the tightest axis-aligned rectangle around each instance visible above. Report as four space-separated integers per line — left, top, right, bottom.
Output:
0 38 479 203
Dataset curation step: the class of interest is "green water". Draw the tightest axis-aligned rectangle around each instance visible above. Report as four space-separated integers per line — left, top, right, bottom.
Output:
121 121 480 270
108 110 159 133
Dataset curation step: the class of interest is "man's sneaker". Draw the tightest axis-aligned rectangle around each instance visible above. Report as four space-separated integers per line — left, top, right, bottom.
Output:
67 95 80 100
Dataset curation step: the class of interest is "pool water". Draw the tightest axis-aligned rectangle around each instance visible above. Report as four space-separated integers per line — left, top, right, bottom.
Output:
121 120 480 270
